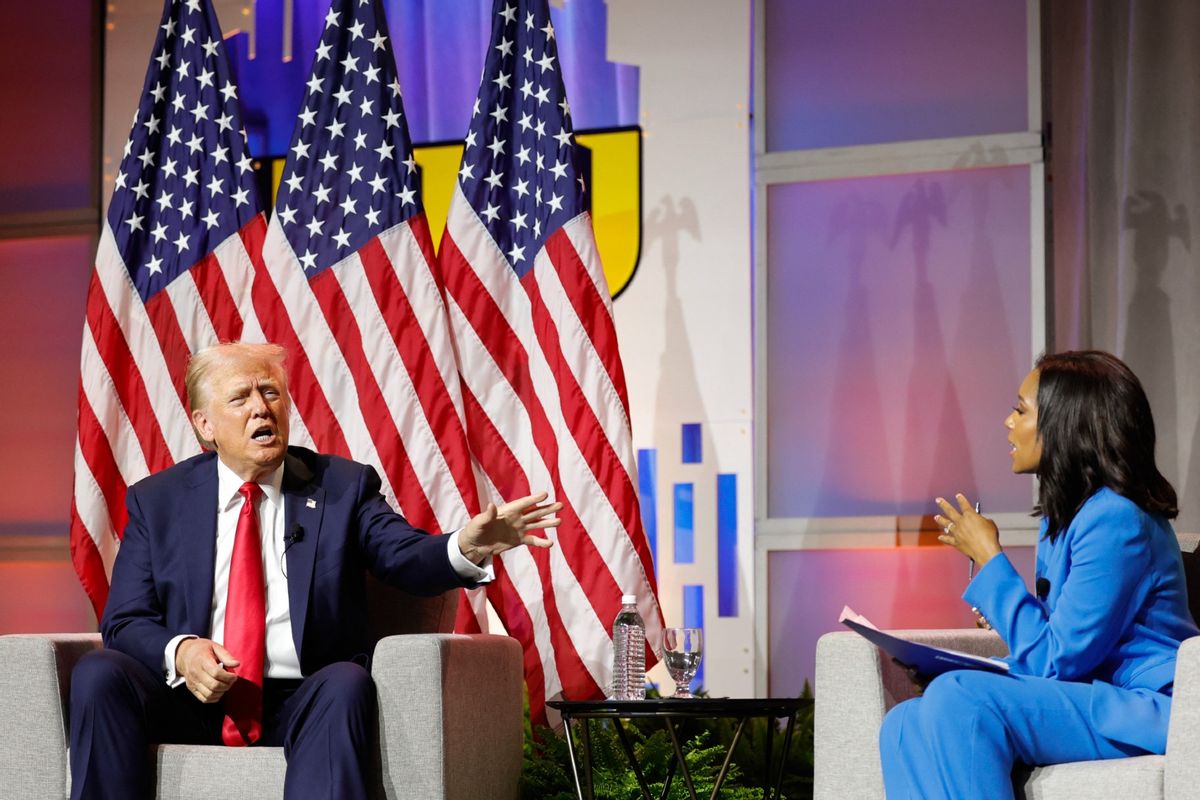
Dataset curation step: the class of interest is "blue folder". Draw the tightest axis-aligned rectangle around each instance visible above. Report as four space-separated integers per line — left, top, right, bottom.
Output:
839 608 1010 678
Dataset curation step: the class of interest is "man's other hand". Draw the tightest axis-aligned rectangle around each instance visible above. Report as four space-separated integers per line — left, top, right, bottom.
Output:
176 638 240 703
459 492 562 564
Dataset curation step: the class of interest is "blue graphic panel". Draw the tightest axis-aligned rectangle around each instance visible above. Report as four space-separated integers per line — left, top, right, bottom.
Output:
637 448 658 569
222 1 326 158
683 584 705 690
717 473 738 617
225 0 639 156
673 483 694 564
681 423 702 464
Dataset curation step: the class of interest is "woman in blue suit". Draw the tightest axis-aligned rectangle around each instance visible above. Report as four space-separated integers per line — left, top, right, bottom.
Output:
879 350 1200 799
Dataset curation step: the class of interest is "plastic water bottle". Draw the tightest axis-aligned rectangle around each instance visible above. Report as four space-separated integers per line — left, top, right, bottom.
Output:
610 594 646 700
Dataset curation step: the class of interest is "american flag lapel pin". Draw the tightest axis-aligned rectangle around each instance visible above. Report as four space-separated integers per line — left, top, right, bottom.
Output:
306 498 317 509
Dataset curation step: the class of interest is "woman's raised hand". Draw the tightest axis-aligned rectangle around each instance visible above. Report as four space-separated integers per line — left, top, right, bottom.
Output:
934 493 1002 568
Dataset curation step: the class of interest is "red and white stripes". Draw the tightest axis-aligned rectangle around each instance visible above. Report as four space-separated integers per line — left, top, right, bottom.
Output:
440 185 660 722
72 215 268 618
258 213 479 537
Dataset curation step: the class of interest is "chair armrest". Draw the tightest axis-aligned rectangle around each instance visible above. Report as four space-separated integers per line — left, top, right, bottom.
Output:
0 634 102 800
814 628 1006 800
1166 635 1200 800
372 633 523 800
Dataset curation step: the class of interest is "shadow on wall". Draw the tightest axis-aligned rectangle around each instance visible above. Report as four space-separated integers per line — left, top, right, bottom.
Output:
818 191 895 509
804 145 1023 520
890 176 977 510
644 193 726 623
806 146 1022 618
886 147 1021 612
647 194 714 466
1120 188 1191 525
945 145 1021 484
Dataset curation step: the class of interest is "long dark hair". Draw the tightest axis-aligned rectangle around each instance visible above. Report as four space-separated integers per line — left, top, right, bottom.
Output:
1034 350 1177 540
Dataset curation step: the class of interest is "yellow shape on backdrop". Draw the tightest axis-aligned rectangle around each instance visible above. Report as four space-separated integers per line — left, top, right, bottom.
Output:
576 127 642 299
267 127 642 298
411 141 463 250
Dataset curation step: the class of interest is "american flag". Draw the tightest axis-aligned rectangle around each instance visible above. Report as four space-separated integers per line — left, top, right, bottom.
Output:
72 0 267 616
439 0 662 722
258 0 480 549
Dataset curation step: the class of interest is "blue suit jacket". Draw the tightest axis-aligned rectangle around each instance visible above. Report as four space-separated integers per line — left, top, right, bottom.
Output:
101 446 474 678
965 488 1200 753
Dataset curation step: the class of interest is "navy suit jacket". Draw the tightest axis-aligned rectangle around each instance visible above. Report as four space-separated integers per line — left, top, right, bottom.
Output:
101 446 474 678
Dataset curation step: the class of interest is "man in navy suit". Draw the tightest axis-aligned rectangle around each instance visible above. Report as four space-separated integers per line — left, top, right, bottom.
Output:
68 342 561 800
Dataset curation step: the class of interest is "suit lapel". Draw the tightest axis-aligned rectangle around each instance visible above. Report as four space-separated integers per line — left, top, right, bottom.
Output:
181 455 219 635
282 452 325 658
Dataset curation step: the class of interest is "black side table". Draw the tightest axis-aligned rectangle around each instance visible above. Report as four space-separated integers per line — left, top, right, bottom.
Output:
547 697 809 800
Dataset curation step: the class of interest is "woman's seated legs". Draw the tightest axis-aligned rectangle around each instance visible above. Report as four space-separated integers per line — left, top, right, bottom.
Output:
879 670 1144 800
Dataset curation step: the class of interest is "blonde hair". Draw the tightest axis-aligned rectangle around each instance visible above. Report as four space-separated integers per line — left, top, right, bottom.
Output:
185 342 288 448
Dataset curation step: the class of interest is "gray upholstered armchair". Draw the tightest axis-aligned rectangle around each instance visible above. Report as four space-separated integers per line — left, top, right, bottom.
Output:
814 623 1200 799
0 580 525 800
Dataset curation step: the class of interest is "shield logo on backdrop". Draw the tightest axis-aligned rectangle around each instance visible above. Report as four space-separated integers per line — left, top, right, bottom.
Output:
411 126 643 300
263 126 643 300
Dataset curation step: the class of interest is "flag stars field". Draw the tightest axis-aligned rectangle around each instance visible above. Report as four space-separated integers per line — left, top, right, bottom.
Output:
74 0 269 618
454 1 583 273
273 1 420 271
105 0 258 298
257 0 489 661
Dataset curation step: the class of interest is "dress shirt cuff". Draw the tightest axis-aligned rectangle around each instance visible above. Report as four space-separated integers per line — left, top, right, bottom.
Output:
447 530 494 583
163 634 198 688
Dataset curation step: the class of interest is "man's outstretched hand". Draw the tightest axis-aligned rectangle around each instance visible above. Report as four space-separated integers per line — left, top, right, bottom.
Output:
458 492 562 565
176 638 239 703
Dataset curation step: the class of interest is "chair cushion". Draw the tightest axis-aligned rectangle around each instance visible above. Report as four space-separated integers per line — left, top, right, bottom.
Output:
1017 755 1164 800
155 744 286 799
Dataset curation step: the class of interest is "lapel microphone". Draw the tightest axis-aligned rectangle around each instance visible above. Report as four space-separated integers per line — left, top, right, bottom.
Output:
281 523 304 578
284 523 305 549
1036 577 1051 600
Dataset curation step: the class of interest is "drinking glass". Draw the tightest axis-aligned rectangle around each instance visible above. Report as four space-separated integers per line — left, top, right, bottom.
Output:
662 627 703 698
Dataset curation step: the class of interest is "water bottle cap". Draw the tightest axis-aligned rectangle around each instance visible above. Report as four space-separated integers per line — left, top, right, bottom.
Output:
621 594 637 605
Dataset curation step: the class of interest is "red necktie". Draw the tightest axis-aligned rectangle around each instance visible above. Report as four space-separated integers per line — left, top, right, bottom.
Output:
221 482 266 747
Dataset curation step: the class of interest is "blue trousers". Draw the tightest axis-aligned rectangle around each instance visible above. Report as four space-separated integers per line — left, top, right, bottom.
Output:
879 670 1149 800
69 648 375 800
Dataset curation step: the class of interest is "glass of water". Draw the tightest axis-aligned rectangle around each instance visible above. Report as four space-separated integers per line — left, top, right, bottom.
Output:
663 627 703 698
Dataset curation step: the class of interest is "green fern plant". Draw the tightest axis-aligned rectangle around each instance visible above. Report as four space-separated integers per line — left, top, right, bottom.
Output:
519 685 814 800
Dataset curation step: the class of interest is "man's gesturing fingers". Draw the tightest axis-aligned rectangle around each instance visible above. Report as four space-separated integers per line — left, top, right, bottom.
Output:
460 491 563 561
516 497 562 547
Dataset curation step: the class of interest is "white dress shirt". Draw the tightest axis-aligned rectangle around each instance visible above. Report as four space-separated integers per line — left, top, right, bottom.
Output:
164 458 492 685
